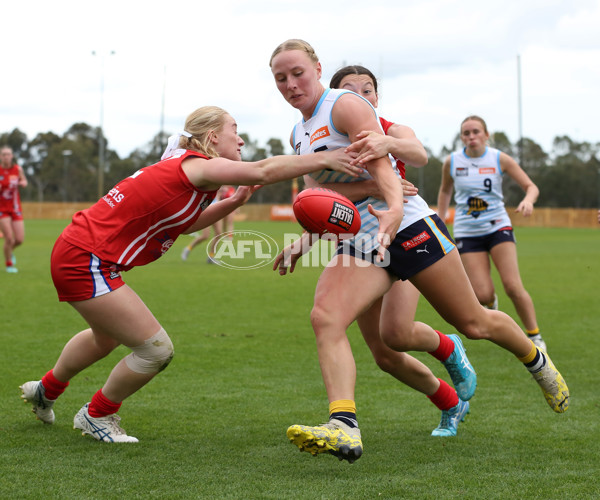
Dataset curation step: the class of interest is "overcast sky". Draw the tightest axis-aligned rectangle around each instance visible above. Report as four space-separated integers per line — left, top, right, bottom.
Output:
2 0 599 160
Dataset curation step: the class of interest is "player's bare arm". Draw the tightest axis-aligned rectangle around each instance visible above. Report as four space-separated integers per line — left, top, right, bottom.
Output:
347 123 427 168
333 93 404 254
182 149 362 189
499 152 539 216
305 175 417 203
436 156 454 222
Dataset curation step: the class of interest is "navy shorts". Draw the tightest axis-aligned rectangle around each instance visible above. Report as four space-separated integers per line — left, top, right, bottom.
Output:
455 226 515 254
336 214 456 281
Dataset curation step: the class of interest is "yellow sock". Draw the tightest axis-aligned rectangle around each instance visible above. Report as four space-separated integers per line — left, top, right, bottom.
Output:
526 327 540 336
329 399 356 416
517 340 538 364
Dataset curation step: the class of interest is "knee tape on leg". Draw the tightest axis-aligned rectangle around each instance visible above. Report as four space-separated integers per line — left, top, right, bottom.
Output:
125 327 174 374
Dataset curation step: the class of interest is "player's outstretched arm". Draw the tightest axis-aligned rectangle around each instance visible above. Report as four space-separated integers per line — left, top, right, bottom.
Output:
305 175 417 203
346 124 427 168
185 149 363 189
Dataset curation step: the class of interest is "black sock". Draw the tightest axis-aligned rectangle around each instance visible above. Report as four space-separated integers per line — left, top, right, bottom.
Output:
524 348 546 373
330 411 358 428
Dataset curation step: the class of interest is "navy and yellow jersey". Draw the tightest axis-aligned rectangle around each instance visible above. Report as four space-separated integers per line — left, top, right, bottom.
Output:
450 146 512 238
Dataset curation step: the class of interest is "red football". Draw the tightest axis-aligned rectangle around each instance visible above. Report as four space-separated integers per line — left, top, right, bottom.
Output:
293 187 361 238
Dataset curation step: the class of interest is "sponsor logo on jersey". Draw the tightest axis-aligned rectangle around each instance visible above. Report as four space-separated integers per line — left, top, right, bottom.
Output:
479 167 496 174
200 196 213 212
102 185 126 208
310 126 330 145
328 201 355 230
108 264 121 280
295 142 301 155
401 230 431 251
466 196 489 218
456 167 469 176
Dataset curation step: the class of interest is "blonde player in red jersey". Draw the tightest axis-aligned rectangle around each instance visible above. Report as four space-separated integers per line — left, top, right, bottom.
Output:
19 105 362 443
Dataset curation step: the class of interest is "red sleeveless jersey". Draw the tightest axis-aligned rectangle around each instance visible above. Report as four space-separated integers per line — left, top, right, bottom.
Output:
0 164 21 213
61 150 217 270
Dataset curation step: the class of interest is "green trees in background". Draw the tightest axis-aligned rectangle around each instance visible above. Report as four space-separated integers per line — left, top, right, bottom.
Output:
1 125 599 207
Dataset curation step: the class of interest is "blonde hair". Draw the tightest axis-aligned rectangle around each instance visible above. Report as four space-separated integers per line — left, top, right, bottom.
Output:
179 106 230 158
269 39 319 67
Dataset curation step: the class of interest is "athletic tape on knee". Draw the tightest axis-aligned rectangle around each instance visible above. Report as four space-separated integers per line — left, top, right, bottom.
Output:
125 327 174 374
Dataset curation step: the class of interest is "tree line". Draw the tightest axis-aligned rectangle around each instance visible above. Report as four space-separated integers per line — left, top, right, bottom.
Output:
2 124 599 208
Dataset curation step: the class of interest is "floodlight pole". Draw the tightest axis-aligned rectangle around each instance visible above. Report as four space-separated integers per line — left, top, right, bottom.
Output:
92 50 115 199
517 54 523 166
160 64 167 150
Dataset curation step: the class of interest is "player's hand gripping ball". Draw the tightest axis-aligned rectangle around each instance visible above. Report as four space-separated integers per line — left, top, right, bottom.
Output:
293 188 361 238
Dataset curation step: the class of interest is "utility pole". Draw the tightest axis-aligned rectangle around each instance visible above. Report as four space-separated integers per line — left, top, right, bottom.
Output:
160 64 167 150
92 50 115 199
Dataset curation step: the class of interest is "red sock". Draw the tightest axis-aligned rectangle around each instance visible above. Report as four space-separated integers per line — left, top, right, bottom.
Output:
427 379 459 410
428 330 455 362
88 389 122 418
41 370 69 400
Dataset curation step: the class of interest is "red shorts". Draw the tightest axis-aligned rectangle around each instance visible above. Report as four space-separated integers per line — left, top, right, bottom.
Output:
0 208 24 221
50 235 126 302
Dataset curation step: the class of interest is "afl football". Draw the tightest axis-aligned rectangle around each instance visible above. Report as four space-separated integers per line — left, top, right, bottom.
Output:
292 187 361 238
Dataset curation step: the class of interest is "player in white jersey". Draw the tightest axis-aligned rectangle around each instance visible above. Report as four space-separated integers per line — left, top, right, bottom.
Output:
309 65 477 438
437 115 546 351
270 39 569 464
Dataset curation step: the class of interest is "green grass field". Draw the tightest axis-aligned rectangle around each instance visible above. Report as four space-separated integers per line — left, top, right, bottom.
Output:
1 220 599 499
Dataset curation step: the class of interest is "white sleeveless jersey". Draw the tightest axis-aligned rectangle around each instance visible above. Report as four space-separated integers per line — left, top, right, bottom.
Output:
293 88 433 252
450 147 512 238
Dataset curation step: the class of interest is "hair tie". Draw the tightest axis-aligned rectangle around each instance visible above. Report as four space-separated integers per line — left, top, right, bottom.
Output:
161 130 192 160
